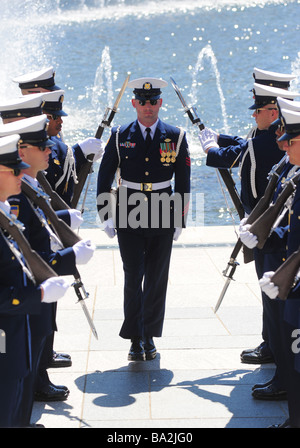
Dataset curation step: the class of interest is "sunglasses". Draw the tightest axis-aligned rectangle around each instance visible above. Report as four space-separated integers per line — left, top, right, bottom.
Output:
47 113 61 120
287 139 300 146
0 167 22 176
138 99 158 106
255 108 277 114
20 144 49 152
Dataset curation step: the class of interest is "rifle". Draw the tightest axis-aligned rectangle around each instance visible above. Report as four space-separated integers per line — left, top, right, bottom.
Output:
214 155 288 312
37 171 70 211
0 208 57 286
249 170 300 250
170 76 252 264
70 74 130 209
21 179 98 339
271 246 300 300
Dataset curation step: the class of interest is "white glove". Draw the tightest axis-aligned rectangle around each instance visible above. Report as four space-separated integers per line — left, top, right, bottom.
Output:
78 137 105 161
173 227 182 241
103 217 116 239
41 276 70 303
198 128 219 153
239 218 258 248
205 127 219 143
259 271 279 299
73 238 95 264
68 209 83 230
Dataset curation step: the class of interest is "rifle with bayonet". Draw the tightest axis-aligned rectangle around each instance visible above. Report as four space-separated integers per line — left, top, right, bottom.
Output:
21 179 98 339
249 169 300 250
0 208 57 286
170 76 252 263
70 74 130 210
270 245 300 300
214 155 288 312
37 171 70 212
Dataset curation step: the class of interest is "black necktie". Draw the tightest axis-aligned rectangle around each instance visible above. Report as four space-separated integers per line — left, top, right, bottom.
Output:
145 127 152 149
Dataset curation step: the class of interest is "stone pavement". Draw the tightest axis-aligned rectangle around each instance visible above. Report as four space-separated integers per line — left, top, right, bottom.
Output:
31 226 288 429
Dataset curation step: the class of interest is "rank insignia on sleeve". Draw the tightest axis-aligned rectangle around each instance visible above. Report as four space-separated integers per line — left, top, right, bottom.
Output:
10 205 19 218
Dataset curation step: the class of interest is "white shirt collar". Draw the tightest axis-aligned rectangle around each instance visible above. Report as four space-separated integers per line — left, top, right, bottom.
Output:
138 119 159 140
23 173 39 188
0 200 11 215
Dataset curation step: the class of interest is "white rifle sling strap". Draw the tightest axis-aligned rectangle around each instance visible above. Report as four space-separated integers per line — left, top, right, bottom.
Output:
0 226 35 284
55 145 78 190
25 195 63 252
115 125 121 185
176 127 185 157
239 138 258 200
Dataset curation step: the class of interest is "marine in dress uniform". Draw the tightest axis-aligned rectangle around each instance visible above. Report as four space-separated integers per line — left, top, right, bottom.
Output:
0 116 95 422
247 108 300 427
97 78 191 361
0 134 69 427
12 67 105 206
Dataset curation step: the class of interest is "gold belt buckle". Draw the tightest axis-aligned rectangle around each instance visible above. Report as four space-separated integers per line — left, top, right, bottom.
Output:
141 183 152 191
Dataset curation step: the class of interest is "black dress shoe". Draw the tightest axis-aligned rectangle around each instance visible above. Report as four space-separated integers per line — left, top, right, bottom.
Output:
27 423 45 428
252 378 274 390
128 337 145 361
49 381 69 393
34 384 70 402
252 383 287 401
240 343 274 364
144 337 157 360
53 350 71 359
49 352 72 368
268 419 292 428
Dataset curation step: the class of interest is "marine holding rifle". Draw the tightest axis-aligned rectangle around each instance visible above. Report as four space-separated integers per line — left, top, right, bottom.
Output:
0 134 69 427
12 67 105 206
0 115 95 424
240 108 300 428
97 78 191 362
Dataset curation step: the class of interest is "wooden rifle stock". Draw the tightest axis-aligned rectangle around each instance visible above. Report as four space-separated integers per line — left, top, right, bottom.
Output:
20 180 98 338
0 209 57 285
223 156 287 274
37 171 70 211
249 171 300 249
21 180 81 248
217 168 253 263
271 247 300 300
70 110 118 209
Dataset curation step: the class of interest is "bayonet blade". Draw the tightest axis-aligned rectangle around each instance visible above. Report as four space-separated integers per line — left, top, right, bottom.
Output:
112 74 130 112
79 299 98 340
214 260 238 313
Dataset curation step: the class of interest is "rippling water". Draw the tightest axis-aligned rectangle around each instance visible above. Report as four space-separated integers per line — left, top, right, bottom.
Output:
1 0 299 227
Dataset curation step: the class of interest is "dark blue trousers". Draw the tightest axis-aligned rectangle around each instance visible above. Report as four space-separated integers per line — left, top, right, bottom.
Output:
0 378 25 427
117 231 173 339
